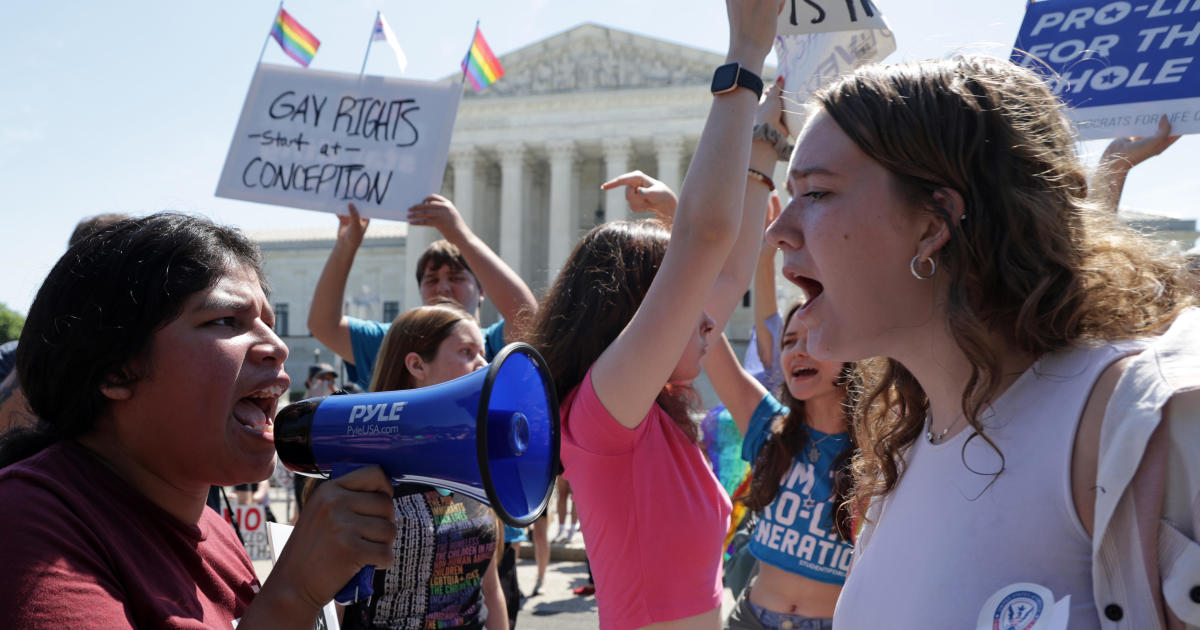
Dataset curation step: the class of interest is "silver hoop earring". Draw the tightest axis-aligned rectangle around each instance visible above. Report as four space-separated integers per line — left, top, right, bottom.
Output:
910 255 936 280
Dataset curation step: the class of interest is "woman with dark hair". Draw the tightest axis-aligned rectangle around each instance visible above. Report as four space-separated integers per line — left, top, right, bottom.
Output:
765 55 1200 627
0 213 397 628
337 301 509 630
526 3 785 628
704 302 856 630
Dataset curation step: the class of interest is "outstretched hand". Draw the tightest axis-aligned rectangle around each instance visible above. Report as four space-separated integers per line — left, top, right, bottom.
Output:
755 77 788 135
337 204 370 249
1101 115 1181 170
600 171 678 222
726 0 786 63
407 194 469 242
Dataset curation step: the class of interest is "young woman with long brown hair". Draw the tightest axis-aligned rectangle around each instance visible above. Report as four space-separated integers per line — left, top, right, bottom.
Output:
526 3 786 627
704 301 857 630
766 55 1200 627
337 302 509 630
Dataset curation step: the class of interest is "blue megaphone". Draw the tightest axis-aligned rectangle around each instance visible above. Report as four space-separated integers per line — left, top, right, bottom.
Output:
274 342 560 604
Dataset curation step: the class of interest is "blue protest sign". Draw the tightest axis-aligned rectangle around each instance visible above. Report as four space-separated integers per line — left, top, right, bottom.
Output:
1012 0 1200 139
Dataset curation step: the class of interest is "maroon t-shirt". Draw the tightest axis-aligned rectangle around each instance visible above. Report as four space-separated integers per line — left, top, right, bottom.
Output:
0 441 260 628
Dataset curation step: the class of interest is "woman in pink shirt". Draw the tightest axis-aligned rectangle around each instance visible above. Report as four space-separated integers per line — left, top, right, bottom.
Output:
526 3 785 628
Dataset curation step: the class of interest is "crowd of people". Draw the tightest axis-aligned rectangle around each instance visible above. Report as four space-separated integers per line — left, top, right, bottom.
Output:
2 0 1199 628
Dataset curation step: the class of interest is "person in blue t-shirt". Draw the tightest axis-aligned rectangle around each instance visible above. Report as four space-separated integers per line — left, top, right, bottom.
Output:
706 302 858 630
307 196 537 389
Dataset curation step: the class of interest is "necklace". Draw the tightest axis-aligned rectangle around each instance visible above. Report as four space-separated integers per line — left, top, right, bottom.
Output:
925 413 962 444
807 431 836 463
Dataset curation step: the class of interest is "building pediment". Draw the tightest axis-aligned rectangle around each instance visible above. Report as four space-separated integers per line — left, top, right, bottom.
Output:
449 23 754 98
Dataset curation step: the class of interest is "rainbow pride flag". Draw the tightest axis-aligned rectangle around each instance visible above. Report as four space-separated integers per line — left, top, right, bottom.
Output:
270 8 320 67
461 26 504 92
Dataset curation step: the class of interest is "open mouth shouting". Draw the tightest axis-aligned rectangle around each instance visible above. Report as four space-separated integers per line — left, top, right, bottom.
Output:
790 364 820 381
234 380 289 442
787 272 825 315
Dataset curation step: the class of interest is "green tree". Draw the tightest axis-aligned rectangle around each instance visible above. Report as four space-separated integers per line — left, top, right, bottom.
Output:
0 303 24 344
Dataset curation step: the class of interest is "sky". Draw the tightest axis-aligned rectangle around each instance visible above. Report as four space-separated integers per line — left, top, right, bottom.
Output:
2 0 1197 316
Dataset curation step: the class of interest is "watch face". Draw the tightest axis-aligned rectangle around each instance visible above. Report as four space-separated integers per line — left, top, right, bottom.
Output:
711 63 739 93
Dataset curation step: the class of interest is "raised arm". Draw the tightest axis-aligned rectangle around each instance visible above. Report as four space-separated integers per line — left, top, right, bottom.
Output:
752 192 783 368
705 78 788 332
606 172 784 372
591 0 783 429
1089 115 1179 213
407 194 538 341
307 205 370 363
706 333 770 436
599 170 679 226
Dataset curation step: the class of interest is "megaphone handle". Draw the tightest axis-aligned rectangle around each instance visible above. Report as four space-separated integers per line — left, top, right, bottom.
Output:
335 566 376 605
331 462 379 605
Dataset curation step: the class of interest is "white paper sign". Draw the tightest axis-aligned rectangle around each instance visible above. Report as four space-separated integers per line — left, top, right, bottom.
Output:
267 522 341 630
777 0 891 37
216 63 462 220
774 29 896 137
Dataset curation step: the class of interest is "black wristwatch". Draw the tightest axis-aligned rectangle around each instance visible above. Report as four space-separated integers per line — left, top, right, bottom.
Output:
711 63 763 98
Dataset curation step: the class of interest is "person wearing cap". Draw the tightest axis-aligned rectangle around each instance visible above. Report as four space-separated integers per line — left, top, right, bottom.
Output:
304 362 338 399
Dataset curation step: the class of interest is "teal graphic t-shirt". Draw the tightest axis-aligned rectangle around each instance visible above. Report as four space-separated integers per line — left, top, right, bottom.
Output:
741 394 852 584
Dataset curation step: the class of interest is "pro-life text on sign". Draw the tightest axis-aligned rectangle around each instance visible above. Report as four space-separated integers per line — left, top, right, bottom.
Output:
1013 0 1200 139
216 63 461 220
224 504 272 562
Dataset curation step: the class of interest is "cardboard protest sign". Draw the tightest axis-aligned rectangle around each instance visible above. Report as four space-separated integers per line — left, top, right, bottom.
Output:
217 63 461 220
774 0 896 137
224 504 272 562
1013 0 1200 140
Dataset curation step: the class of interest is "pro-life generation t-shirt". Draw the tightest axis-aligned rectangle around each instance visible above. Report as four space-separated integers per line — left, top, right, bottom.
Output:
742 394 852 584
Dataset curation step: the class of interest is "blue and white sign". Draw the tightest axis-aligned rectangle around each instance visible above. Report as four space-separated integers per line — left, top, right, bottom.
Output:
1013 0 1200 140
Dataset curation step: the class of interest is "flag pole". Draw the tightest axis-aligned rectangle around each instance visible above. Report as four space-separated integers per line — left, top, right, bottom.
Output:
360 10 378 76
461 19 479 86
258 0 284 64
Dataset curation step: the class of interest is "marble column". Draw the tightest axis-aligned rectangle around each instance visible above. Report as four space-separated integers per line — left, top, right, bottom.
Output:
653 135 684 194
602 137 633 222
403 144 442 309
404 225 431 310
449 145 478 228
546 139 577 279
497 142 526 278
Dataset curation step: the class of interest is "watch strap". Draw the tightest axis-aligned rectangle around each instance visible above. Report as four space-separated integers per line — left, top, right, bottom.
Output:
712 63 764 99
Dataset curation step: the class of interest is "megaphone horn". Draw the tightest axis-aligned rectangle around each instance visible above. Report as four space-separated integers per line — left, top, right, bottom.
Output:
273 342 560 604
